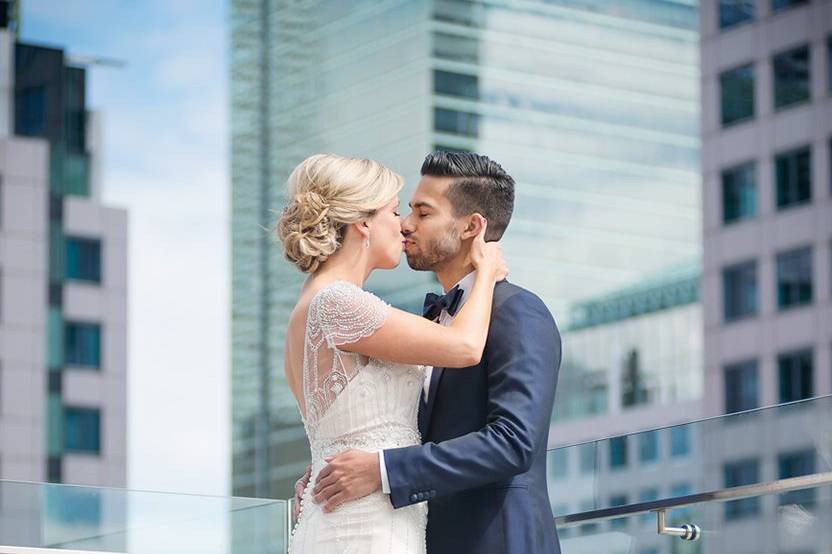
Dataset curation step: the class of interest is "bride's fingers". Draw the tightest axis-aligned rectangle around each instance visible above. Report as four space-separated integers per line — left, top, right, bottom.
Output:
322 492 347 513
312 483 339 505
475 215 488 240
312 473 337 495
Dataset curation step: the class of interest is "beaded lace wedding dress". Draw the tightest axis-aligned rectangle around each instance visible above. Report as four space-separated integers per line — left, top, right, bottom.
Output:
288 280 427 554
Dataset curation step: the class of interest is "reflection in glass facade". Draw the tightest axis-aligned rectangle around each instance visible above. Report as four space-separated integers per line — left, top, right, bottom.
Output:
552 261 702 423
231 0 701 499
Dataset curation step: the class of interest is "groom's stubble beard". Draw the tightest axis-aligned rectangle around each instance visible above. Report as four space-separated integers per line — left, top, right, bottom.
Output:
405 221 461 272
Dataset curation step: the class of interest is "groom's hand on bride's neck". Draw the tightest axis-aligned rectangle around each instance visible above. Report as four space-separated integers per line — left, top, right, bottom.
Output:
312 449 381 513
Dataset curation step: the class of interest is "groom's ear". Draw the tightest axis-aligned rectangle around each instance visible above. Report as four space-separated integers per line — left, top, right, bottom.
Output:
459 212 485 240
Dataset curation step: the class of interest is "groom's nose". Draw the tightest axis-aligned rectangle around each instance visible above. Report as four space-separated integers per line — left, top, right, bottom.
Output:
401 214 415 235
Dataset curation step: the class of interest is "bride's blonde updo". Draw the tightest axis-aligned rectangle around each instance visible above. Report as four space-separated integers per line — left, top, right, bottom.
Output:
276 154 404 273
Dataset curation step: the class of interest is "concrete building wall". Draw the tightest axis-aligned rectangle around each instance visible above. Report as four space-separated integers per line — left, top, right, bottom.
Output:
0 136 49 481
61 196 128 486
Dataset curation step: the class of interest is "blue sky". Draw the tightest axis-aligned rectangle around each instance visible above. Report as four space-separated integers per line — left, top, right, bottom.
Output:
23 0 230 496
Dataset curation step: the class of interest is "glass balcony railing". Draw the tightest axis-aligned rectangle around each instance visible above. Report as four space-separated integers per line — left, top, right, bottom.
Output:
547 394 832 553
1 396 829 553
0 480 288 554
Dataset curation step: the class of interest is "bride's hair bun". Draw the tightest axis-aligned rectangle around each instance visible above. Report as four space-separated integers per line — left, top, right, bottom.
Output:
276 154 404 273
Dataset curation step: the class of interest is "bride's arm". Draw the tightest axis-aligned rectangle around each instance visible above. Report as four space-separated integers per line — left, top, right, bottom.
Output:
339 217 506 369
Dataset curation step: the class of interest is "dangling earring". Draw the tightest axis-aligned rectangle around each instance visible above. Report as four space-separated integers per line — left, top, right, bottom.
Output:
364 238 370 249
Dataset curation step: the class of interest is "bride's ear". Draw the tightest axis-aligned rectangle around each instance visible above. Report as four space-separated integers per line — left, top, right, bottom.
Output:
350 220 371 241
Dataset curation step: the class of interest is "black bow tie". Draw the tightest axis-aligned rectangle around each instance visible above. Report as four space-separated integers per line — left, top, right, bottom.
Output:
422 285 464 321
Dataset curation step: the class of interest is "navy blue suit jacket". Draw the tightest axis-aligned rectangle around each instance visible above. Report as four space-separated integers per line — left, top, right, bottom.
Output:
384 281 562 553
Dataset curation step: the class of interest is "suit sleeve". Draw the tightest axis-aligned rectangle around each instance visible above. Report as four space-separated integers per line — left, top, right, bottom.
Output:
383 293 561 508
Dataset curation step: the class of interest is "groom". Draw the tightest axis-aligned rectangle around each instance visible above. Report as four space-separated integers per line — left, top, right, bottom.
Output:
306 151 562 553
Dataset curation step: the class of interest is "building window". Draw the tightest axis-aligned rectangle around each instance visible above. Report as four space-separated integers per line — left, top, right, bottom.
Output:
670 425 690 458
828 36 832 95
609 494 629 529
549 448 568 481
65 237 102 283
778 449 816 507
609 436 628 470
778 348 813 403
723 260 758 321
639 488 659 524
724 459 760 520
719 0 754 29
720 64 755 126
621 349 650 408
724 359 758 414
47 456 62 482
670 482 693 519
771 0 810 14
722 161 757 224
434 107 479 137
773 45 811 109
777 246 813 309
432 144 471 154
639 431 659 464
63 407 101 454
776 146 812 209
433 70 479 99
14 85 46 137
64 322 101 368
578 443 597 474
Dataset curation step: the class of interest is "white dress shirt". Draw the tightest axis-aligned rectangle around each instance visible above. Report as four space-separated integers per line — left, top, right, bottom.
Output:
379 271 478 494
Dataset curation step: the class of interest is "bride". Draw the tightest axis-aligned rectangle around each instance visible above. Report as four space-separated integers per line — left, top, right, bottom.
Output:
277 154 506 553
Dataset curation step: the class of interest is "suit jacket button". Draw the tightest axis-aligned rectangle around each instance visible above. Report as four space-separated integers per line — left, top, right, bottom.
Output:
410 494 418 502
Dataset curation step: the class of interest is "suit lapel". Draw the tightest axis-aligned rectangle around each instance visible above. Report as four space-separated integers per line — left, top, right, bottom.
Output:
422 366 445 438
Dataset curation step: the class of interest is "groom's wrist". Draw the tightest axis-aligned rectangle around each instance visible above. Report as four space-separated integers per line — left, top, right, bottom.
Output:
378 451 391 494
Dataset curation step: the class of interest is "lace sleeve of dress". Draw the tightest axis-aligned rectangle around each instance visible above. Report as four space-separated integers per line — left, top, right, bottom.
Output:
314 281 390 348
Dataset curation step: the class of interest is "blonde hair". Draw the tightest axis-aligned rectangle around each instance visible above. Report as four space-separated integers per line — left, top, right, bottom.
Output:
276 154 404 273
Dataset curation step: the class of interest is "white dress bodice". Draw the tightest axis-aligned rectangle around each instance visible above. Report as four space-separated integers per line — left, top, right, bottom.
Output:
289 281 427 554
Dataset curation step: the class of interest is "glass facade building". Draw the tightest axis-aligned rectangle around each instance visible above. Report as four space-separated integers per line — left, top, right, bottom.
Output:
231 0 701 499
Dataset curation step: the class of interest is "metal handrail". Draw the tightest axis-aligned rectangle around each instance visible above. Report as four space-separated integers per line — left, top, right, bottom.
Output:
555 471 832 525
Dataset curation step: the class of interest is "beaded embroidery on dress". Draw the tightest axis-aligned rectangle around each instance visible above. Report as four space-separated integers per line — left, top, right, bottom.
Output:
289 281 427 554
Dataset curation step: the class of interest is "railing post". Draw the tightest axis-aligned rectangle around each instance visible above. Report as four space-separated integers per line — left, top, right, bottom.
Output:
656 509 701 541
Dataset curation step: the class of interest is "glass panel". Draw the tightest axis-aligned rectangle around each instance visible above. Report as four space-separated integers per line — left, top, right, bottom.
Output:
720 64 755 126
776 246 813 309
773 45 811 109
721 161 756 224
548 395 832 517
0 480 288 553
722 260 757 321
556 484 832 554
719 0 754 29
638 431 659 464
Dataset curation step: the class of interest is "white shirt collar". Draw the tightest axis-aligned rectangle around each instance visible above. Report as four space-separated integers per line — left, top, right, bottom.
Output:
443 270 477 315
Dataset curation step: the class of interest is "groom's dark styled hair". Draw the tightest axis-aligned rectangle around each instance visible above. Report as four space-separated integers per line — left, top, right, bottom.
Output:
421 151 515 241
